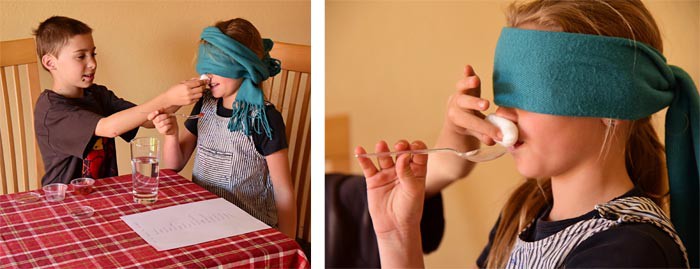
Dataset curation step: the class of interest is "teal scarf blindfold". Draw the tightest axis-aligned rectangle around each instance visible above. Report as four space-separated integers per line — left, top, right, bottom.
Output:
196 26 281 139
494 28 699 267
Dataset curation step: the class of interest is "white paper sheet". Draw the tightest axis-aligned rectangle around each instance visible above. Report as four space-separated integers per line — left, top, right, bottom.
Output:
120 198 270 251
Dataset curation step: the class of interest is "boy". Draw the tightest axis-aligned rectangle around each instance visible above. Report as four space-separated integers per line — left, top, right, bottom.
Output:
33 16 205 185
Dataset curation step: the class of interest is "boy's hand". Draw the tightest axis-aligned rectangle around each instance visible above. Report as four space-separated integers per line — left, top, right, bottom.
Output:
148 110 178 136
446 65 501 145
165 78 206 106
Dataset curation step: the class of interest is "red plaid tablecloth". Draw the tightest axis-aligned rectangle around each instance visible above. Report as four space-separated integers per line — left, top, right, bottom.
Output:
0 170 309 268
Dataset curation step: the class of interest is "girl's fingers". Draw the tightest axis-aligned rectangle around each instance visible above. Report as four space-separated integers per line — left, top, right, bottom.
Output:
355 146 379 178
406 141 428 181
408 140 428 166
396 148 424 192
392 140 411 166
147 110 160 121
393 140 410 152
395 152 413 180
395 140 425 183
375 141 395 170
154 114 169 124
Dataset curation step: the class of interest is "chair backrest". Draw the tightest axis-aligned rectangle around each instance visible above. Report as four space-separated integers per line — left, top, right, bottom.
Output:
325 114 351 173
263 42 311 241
0 38 45 194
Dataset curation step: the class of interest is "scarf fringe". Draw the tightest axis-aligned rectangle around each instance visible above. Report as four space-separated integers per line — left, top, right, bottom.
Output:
228 101 273 140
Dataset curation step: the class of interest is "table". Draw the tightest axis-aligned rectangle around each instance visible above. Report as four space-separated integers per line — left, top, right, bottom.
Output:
0 170 309 268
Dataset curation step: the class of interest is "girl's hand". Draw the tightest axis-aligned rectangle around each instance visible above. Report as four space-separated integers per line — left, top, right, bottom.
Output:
165 78 206 106
356 140 428 237
446 65 502 145
147 110 178 136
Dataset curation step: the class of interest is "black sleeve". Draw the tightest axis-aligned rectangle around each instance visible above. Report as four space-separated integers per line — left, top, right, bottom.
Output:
42 98 103 158
326 173 380 268
99 86 138 142
97 85 135 114
252 104 288 156
565 223 686 268
476 217 500 268
421 193 445 253
325 174 447 268
184 98 204 136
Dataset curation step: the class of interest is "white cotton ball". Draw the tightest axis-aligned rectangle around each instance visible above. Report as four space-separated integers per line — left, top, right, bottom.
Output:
485 114 519 147
200 74 211 90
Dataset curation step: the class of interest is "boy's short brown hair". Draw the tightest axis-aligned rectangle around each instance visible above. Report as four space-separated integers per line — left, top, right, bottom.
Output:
33 16 92 68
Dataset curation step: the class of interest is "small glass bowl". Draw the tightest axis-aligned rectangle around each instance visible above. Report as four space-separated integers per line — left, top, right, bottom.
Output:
68 205 95 218
43 183 68 202
14 192 41 203
70 178 95 195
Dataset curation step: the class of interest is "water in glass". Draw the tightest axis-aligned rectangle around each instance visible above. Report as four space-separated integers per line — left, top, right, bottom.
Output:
131 156 159 204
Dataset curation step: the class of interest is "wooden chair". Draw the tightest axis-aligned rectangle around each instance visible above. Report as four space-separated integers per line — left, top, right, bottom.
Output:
325 114 351 174
263 42 311 242
0 38 45 194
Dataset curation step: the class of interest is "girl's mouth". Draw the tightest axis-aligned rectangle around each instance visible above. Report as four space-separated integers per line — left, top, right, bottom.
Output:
508 141 524 151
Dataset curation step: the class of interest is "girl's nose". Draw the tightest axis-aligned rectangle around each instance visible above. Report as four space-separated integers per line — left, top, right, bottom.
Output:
495 106 518 122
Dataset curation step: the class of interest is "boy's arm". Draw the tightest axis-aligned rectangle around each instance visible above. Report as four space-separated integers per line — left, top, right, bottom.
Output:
425 123 480 196
95 79 205 138
426 66 497 197
266 149 297 238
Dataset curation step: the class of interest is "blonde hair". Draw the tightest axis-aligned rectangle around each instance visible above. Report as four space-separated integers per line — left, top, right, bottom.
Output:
486 1 667 267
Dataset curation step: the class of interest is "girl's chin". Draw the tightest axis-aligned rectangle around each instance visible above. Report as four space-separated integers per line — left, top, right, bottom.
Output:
514 162 546 179
210 90 223 98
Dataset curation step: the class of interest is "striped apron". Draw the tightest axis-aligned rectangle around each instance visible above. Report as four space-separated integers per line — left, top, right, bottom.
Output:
506 196 689 269
191 94 278 227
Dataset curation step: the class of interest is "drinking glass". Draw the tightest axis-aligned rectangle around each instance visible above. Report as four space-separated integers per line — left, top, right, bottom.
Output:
130 137 160 204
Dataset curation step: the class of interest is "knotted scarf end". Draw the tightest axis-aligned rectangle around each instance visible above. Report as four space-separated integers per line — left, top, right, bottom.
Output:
228 101 273 140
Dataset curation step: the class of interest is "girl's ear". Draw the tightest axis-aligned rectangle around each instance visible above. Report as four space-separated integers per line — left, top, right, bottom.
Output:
42 54 56 70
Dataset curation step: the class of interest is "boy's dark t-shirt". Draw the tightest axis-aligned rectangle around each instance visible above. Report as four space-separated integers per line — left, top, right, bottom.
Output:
34 84 138 185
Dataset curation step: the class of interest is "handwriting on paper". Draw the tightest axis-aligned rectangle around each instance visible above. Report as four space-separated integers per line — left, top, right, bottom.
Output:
121 198 269 251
